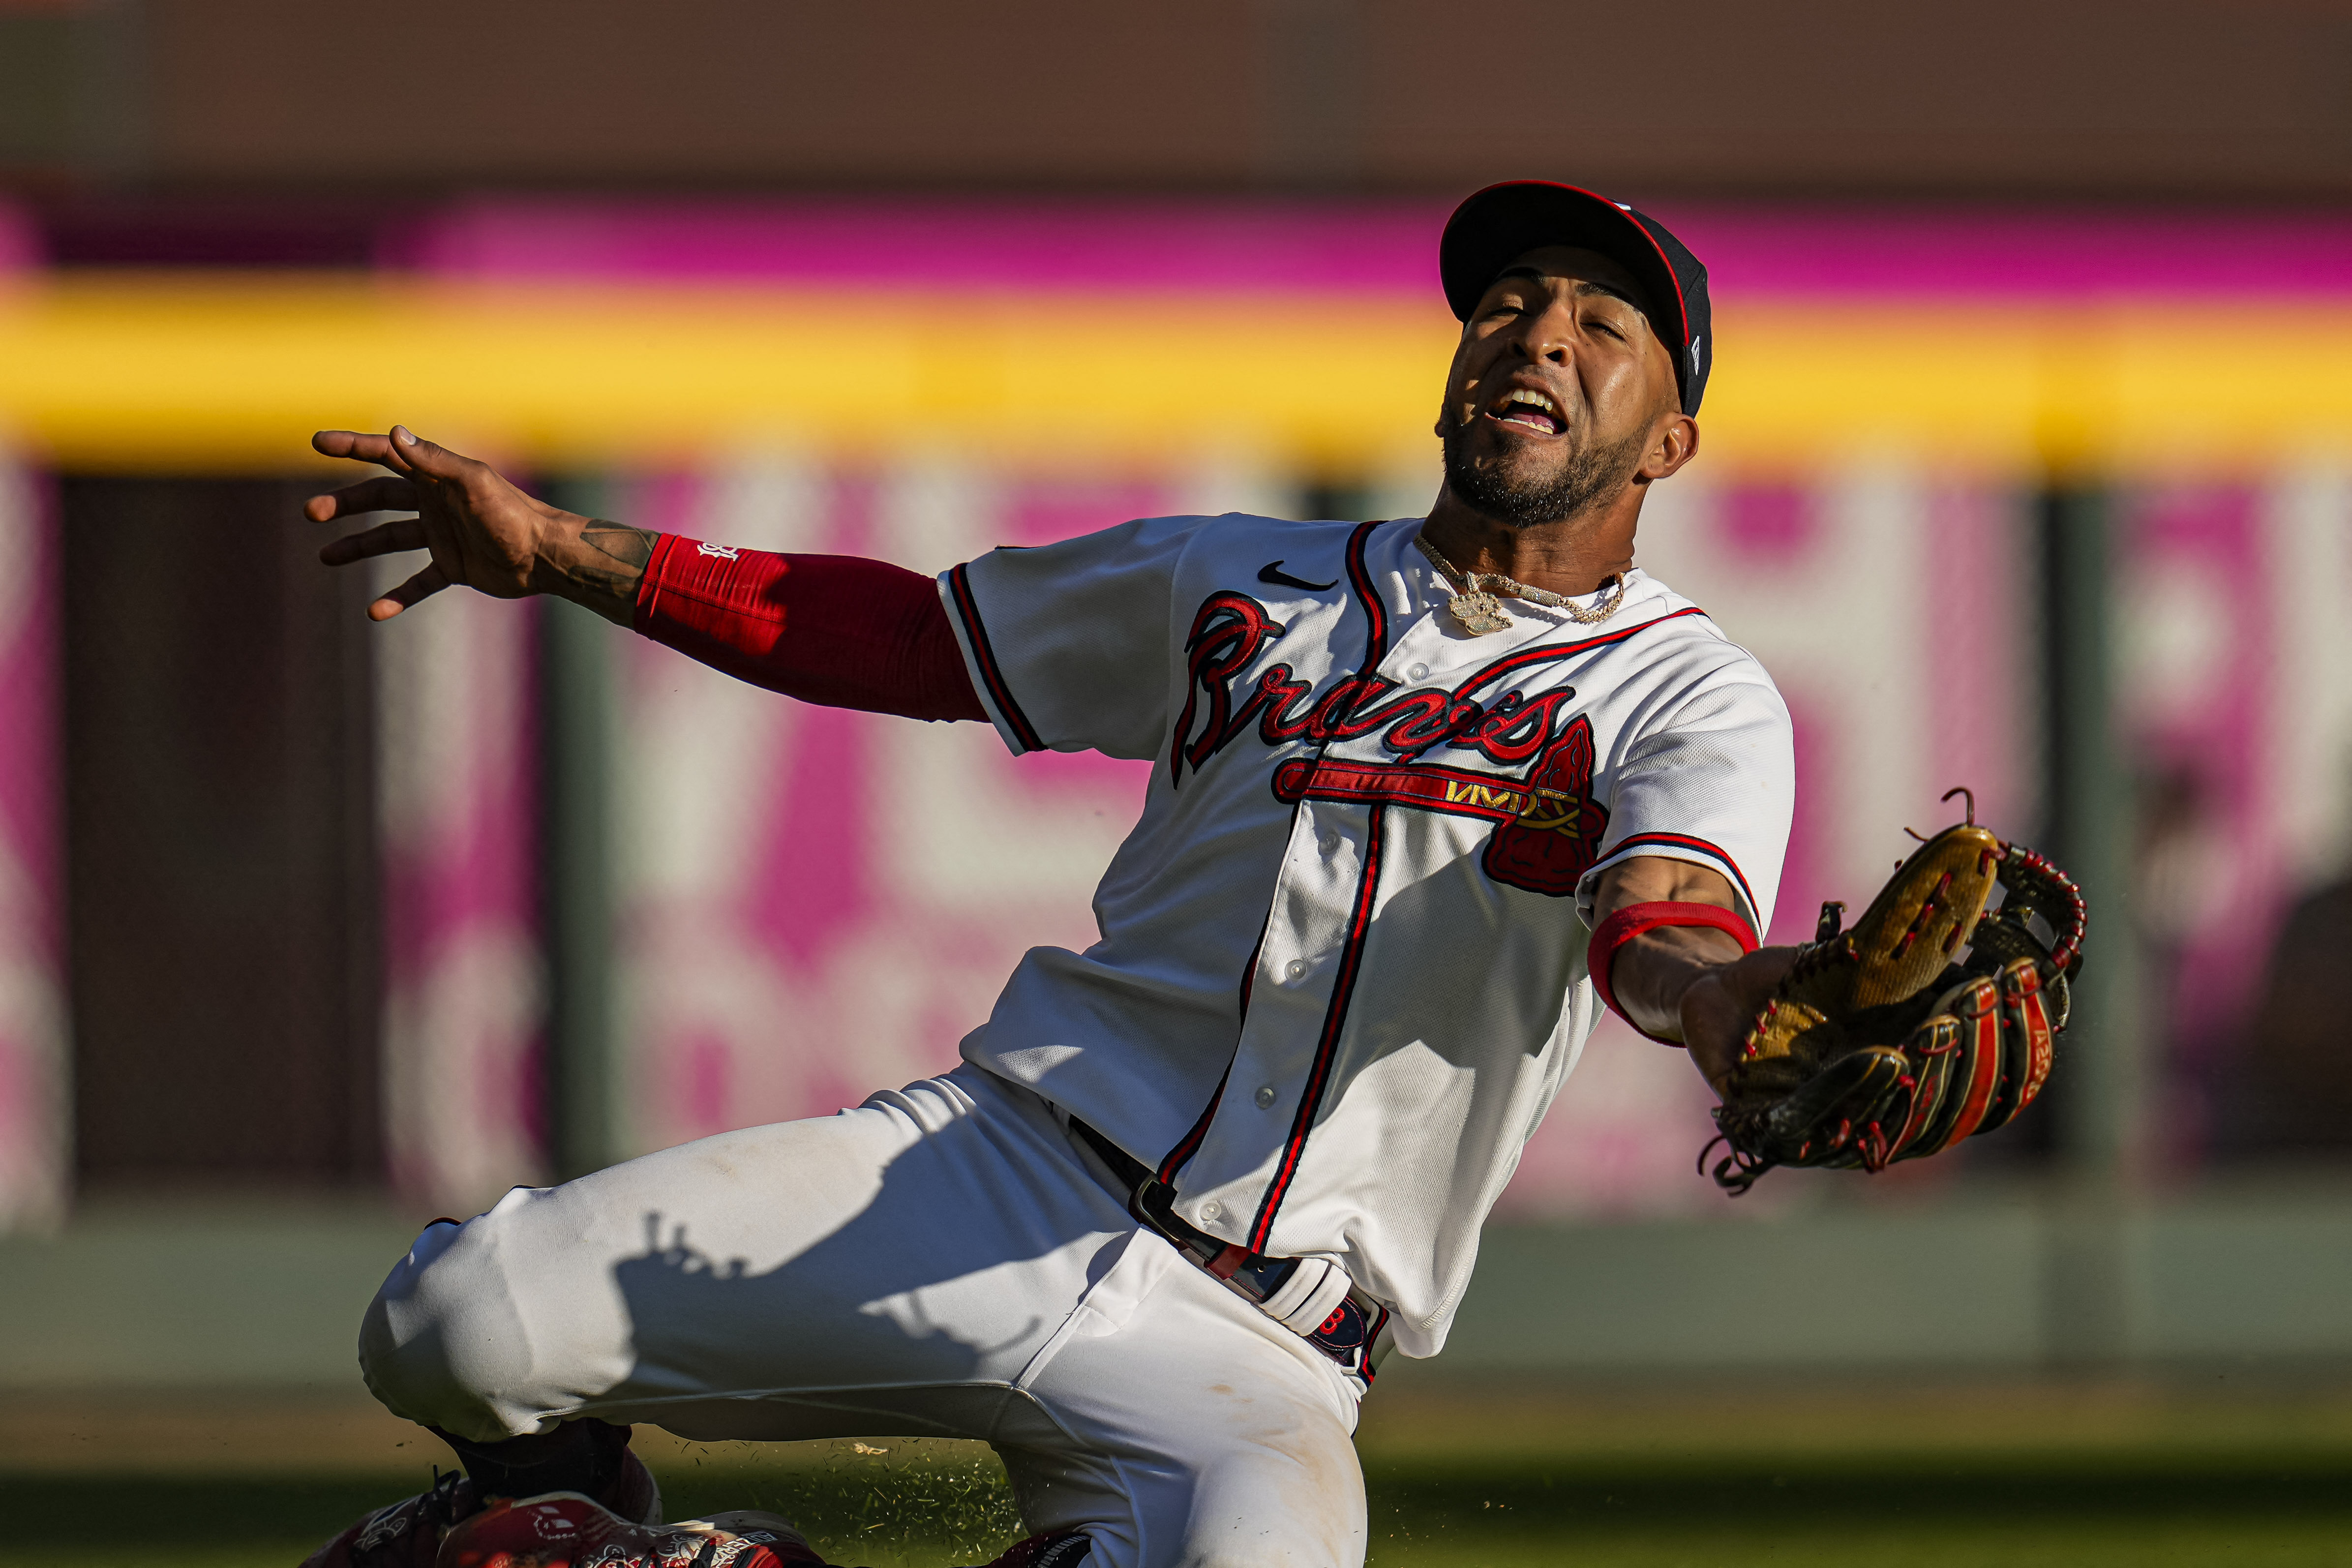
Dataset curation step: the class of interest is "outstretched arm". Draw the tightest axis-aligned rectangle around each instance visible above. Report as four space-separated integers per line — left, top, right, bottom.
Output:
1587 856 1794 1094
631 536 984 721
308 426 985 722
308 427 656 626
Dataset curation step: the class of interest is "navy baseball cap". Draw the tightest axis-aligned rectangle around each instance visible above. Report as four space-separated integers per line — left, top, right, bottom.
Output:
1439 181 1712 417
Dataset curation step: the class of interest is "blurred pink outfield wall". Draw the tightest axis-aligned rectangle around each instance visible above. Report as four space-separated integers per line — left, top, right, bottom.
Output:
0 208 64 1229
382 200 2352 1216
0 460 62 1229
396 197 2352 299
6 200 2352 1220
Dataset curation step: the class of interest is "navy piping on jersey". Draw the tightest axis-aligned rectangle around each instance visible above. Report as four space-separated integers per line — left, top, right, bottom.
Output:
1344 521 1387 676
1150 912 1263 1183
1247 804 1386 1252
1235 601 1717 1246
1163 545 1714 1247
1156 1066 1228 1186
1606 831 1760 923
1157 809 1288 1184
1158 526 1386 1193
947 563 1044 754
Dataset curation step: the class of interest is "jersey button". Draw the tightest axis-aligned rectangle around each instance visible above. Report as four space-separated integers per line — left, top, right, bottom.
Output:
1408 663 1429 682
1198 1200 1223 1221
1284 960 1308 982
1318 830 1340 855
1254 1085 1277 1108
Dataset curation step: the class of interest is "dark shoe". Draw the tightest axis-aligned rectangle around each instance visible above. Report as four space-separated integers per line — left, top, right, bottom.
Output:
298 1451 663 1567
437 1492 815 1568
298 1470 477 1568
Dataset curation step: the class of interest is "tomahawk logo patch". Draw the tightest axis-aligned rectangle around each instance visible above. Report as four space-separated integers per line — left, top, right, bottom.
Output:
1478 714 1606 893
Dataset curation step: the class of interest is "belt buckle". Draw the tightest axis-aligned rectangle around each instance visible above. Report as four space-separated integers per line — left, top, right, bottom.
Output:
1129 1170 1384 1385
1129 1175 1298 1305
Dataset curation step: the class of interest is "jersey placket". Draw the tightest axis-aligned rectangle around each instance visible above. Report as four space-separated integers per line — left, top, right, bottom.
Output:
1166 532 1404 1247
1173 574 1599 1250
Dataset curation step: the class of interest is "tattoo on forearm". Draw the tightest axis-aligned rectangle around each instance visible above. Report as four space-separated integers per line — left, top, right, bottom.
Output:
556 521 659 623
581 522 655 571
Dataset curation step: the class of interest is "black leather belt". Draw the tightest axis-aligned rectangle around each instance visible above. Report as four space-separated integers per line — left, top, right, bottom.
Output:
1070 1116 1391 1387
1068 1114 1154 1193
1069 1116 1304 1306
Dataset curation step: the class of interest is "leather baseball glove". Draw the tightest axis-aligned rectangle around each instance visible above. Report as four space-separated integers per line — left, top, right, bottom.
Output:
1706 789 2086 1193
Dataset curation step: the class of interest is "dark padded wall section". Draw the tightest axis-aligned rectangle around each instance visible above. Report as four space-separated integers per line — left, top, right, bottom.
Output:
61 477 382 1189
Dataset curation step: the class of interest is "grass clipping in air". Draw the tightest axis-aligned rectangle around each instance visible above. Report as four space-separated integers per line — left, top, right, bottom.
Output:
651 1437 1024 1567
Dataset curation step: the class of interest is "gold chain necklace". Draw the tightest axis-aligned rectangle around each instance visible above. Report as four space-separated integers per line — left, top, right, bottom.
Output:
1414 535 1628 635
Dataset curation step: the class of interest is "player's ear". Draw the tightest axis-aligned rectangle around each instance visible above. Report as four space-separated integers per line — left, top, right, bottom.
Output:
1641 415 1699 482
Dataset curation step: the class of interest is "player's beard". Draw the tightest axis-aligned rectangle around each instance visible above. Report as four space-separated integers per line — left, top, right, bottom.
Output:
1441 419 1648 531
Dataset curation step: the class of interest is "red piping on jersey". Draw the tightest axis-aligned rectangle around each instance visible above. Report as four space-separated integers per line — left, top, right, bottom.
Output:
1344 520 1387 678
946 562 1045 752
1165 547 1714 1241
1246 804 1386 1252
1587 900 1760 1045
1603 831 1759 925
1450 606 1711 700
1161 539 1357 1183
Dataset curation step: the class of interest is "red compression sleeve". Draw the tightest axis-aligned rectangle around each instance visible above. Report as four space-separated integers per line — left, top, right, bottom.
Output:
632 535 987 723
1587 900 1759 1045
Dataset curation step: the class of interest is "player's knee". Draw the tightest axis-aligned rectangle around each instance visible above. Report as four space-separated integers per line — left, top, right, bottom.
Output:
1180 1430 1366 1567
358 1193 568 1440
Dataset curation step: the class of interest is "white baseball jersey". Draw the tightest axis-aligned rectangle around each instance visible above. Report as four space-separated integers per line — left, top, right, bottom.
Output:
940 513 1793 1358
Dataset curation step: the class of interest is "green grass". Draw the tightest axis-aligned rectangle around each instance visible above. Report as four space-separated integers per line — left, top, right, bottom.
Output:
5 1447 2351 1567
4 1387 2351 1567
1356 1453 2352 1565
0 1443 1024 1568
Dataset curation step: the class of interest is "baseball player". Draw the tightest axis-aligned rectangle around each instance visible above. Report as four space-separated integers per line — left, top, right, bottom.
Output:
300 181 1802 1568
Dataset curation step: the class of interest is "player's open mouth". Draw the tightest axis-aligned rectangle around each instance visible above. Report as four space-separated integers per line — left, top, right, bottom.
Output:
1484 387 1566 437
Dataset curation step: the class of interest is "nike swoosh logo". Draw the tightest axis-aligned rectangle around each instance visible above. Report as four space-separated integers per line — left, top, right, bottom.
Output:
1258 560 1338 592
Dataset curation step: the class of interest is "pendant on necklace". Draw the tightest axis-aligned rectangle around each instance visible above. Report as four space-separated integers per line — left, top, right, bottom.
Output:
1447 590 1513 635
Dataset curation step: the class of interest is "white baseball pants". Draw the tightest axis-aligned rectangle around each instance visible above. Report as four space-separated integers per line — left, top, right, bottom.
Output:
358 1065 1369 1568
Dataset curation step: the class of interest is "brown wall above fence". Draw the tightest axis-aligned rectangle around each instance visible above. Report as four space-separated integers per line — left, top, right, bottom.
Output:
6 0 2352 201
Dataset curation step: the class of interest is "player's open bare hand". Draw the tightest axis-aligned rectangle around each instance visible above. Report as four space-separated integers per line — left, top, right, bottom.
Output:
306 427 654 626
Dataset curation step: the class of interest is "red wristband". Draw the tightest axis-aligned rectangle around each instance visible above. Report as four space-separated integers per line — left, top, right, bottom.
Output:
1587 900 1759 1045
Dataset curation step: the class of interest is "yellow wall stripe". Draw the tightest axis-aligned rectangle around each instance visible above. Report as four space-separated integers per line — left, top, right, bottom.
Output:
0 276 2344 475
